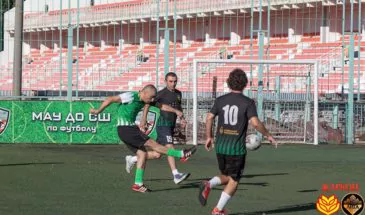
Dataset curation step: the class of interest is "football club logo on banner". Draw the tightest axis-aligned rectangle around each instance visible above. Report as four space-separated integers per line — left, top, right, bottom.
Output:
0 108 10 135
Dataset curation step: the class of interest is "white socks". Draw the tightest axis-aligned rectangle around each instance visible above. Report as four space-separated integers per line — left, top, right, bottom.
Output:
131 156 138 163
209 176 222 188
216 192 231 211
208 176 231 211
172 169 179 176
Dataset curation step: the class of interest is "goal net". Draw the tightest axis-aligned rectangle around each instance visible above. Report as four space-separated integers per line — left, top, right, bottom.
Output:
178 59 319 146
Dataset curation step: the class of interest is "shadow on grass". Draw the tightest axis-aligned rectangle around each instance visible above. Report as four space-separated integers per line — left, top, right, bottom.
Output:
145 172 288 183
150 181 200 192
297 189 318 193
231 203 316 215
145 172 288 192
0 162 64 167
243 173 289 178
145 179 268 192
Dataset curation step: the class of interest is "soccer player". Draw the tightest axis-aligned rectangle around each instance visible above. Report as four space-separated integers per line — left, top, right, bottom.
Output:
90 84 196 193
198 69 277 215
126 72 191 185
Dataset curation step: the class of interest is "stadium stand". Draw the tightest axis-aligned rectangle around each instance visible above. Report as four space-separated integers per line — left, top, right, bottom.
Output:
0 0 364 95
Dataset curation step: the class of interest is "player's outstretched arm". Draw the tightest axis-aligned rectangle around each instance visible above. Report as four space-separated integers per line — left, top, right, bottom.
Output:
158 103 184 118
139 104 150 132
249 116 277 147
205 113 215 151
90 95 121 115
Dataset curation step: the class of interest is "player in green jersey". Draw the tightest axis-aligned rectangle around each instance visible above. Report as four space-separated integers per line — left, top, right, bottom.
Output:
90 85 196 193
125 73 191 185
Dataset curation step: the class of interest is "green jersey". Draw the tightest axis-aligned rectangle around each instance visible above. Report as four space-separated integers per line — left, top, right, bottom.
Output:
117 92 145 126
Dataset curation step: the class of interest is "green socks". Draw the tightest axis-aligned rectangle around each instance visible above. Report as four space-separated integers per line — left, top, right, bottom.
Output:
167 148 183 158
135 168 144 185
134 150 183 186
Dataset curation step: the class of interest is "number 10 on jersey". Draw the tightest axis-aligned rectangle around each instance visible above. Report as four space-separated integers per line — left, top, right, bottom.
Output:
222 105 238 126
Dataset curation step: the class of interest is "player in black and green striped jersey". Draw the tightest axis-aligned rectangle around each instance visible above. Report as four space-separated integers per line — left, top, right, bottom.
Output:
198 69 277 215
90 85 196 193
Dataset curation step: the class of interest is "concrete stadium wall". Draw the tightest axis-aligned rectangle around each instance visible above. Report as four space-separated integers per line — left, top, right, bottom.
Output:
1 2 364 62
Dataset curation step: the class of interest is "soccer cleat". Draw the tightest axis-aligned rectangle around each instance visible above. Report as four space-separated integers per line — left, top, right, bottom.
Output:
173 172 191 184
180 146 197 162
211 207 227 215
198 180 211 206
131 184 151 193
125 155 135 174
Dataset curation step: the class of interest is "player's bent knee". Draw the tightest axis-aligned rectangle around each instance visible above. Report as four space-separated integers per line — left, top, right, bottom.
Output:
165 144 174 149
153 152 162 159
145 139 158 149
228 175 241 184
145 139 159 147
136 149 147 157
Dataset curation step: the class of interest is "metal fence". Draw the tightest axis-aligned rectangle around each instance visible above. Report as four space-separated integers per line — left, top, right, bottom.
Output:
0 0 364 144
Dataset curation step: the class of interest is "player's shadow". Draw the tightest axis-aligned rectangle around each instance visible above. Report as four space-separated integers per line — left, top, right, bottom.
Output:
146 179 268 192
230 203 316 215
150 181 201 192
241 182 269 187
243 173 289 178
0 162 64 167
212 182 268 191
297 189 318 193
145 173 288 184
146 173 285 190
146 178 269 186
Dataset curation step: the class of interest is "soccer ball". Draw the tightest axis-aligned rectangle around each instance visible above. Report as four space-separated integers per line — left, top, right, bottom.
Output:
246 134 262 151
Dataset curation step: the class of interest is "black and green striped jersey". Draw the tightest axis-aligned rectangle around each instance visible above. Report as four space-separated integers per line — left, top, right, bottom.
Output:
210 92 258 156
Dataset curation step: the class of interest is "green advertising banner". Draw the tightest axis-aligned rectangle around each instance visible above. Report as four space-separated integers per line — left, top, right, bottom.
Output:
0 101 160 144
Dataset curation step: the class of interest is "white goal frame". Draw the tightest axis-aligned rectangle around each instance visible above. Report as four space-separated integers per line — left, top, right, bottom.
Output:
192 59 319 146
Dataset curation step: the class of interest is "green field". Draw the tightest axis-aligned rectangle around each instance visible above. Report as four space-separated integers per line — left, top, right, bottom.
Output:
0 144 363 215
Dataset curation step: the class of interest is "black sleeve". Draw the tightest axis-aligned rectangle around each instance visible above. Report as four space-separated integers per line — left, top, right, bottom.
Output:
209 99 219 116
177 91 183 111
247 100 258 119
150 101 158 107
156 90 163 101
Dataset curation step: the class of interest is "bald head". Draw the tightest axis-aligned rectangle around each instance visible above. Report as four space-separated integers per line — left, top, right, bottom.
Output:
142 84 157 94
140 84 157 103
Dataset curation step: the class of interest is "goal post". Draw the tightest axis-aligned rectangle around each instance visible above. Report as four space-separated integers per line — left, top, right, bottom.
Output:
188 59 319 146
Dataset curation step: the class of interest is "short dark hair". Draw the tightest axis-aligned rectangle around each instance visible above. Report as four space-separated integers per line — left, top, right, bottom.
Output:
226 68 248 91
165 72 178 80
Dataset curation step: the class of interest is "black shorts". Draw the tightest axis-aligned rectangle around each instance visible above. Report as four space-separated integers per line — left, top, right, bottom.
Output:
157 126 174 145
117 126 150 153
216 154 246 182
